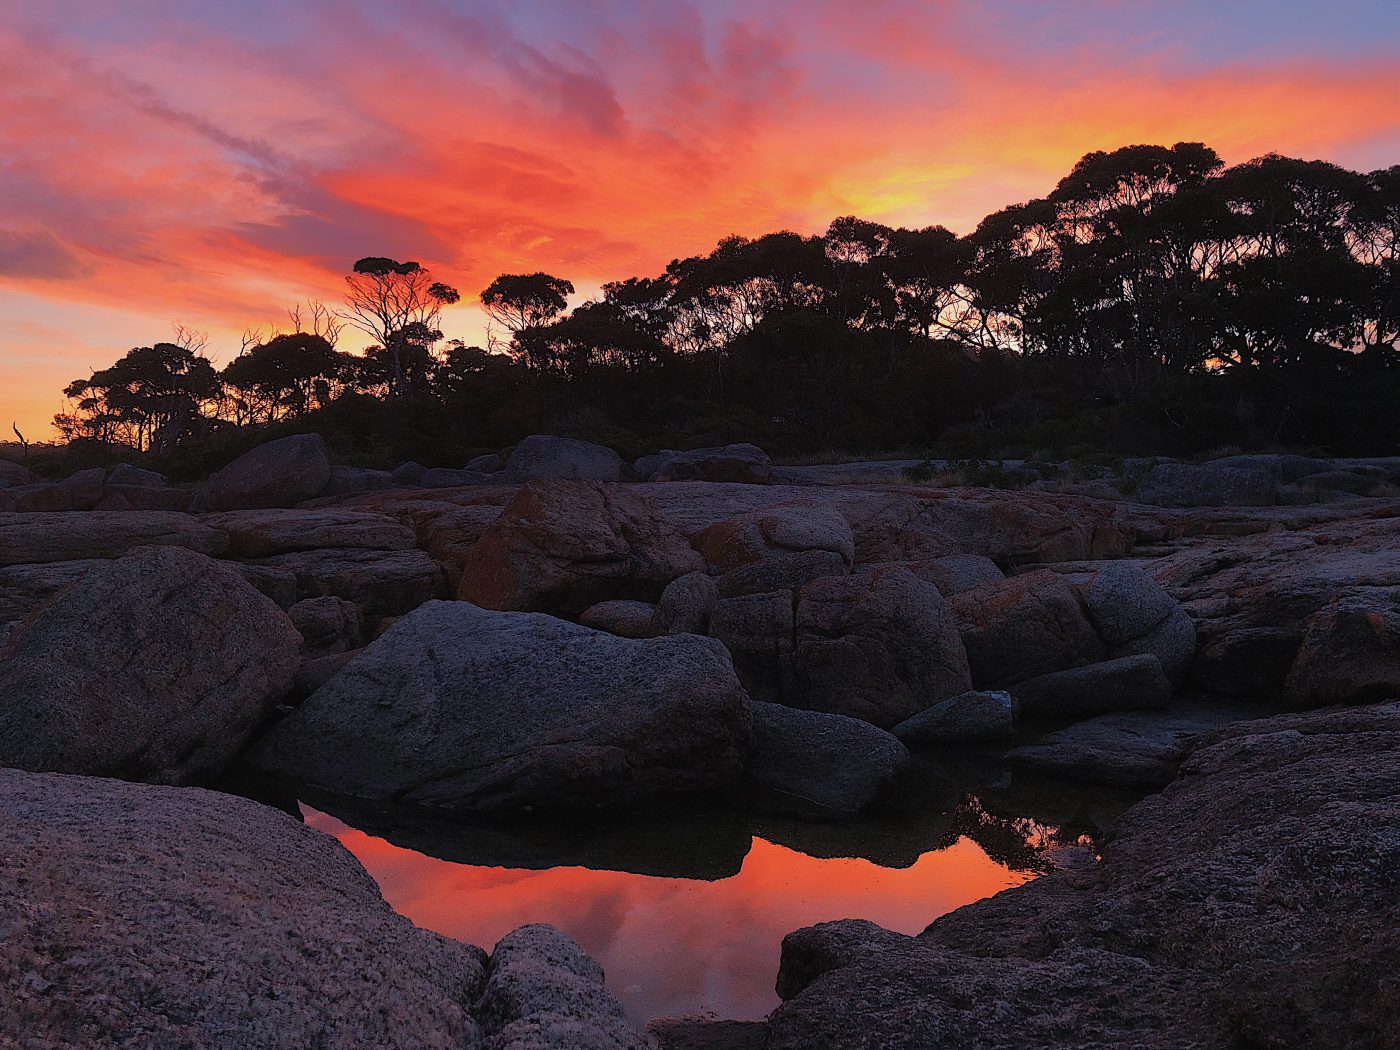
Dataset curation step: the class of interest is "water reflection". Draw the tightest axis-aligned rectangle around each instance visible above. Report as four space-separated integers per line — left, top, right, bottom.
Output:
284 754 1144 1024
303 803 1041 1023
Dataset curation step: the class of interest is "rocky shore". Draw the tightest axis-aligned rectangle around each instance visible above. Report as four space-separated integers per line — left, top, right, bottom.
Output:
2 433 1397 1047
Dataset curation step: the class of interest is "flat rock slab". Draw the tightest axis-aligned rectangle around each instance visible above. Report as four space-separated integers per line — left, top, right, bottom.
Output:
0 511 229 565
252 547 444 616
201 508 416 556
1007 703 1262 788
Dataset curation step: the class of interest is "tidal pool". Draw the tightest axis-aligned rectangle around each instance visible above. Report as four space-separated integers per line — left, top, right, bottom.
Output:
301 794 1080 1024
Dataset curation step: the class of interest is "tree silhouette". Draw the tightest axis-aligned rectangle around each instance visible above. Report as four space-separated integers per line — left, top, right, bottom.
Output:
479 273 575 357
56 343 219 452
343 257 459 397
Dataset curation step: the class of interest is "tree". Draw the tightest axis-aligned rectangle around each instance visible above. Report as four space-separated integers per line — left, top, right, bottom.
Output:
221 332 348 423
479 273 575 355
343 257 459 397
55 343 220 452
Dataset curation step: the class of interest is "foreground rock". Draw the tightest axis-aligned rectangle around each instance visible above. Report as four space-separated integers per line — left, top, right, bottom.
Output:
767 702 1400 1047
461 481 702 616
0 769 487 1049
196 433 331 510
746 701 909 817
477 924 649 1050
0 546 300 784
249 600 752 813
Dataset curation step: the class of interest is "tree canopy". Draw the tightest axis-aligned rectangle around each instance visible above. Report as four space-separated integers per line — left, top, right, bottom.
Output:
52 142 1400 465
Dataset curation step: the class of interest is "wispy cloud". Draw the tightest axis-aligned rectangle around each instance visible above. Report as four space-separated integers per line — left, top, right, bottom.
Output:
1 0 1398 435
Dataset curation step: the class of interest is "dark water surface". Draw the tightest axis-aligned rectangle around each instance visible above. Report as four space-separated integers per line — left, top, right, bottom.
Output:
300 772 1125 1023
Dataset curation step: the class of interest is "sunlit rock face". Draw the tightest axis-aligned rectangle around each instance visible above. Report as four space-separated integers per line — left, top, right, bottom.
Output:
460 480 702 616
248 599 752 814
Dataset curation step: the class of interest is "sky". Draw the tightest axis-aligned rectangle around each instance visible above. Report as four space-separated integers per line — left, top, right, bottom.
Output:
3 1 1400 438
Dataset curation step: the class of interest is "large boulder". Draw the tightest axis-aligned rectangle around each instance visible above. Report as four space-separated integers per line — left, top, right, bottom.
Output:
1133 460 1277 507
0 769 488 1049
505 435 624 482
1283 587 1400 707
0 461 33 488
654 570 718 635
951 570 1107 688
1079 563 1196 686
460 481 702 616
745 701 909 817
790 569 973 728
709 589 799 702
248 600 752 813
709 569 972 727
197 434 331 510
0 510 229 565
0 546 300 784
651 443 773 485
288 595 364 654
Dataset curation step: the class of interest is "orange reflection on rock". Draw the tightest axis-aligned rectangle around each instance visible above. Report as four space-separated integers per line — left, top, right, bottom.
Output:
304 806 1032 1023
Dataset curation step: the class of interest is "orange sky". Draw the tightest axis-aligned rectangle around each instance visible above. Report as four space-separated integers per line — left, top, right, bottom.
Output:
3 1 1399 437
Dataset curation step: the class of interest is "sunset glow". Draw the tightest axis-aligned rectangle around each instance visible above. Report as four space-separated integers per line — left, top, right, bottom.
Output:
304 806 1032 1022
3 1 1400 436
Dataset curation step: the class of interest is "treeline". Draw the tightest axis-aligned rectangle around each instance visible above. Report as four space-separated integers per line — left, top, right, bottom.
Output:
48 142 1400 471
